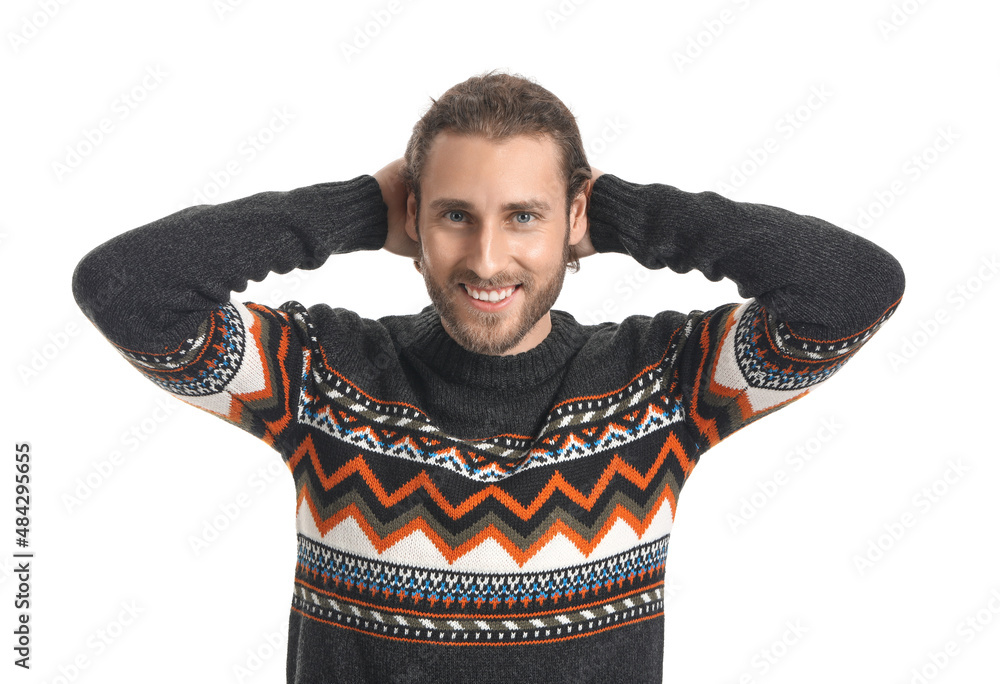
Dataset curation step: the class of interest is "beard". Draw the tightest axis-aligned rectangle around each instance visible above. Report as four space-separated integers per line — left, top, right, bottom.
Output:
417 225 571 356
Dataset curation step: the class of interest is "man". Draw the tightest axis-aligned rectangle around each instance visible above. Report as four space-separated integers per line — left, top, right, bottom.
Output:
72 70 905 683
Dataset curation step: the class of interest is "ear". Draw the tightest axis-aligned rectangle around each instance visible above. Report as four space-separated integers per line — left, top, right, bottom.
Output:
404 192 418 242
567 190 588 246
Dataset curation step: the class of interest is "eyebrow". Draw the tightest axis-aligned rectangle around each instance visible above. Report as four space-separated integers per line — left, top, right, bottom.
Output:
427 197 552 213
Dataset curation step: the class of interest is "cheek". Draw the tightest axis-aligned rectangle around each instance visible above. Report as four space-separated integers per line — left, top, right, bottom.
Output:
419 244 460 280
514 234 566 268
421 232 460 259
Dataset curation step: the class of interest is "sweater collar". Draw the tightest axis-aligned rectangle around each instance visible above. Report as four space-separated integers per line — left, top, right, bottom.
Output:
404 306 587 389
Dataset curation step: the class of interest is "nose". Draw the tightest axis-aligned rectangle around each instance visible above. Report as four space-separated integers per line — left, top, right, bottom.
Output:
465 221 511 283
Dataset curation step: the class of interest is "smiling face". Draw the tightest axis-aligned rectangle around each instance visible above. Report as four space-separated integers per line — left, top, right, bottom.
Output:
405 131 588 356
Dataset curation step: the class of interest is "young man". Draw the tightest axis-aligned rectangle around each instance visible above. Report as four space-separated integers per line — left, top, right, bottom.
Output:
72 71 905 683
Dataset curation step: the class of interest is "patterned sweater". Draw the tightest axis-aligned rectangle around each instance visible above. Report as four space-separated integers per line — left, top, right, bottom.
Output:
72 173 904 684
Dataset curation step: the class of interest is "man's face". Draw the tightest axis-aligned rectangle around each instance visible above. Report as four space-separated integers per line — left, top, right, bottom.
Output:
405 132 587 356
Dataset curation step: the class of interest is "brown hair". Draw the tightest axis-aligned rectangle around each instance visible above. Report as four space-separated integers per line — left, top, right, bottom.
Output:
401 69 591 273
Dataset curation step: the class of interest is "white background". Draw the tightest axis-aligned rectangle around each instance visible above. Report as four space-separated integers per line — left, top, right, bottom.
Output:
3 0 999 682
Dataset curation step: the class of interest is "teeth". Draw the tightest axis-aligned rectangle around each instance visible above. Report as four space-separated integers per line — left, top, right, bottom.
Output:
464 285 515 302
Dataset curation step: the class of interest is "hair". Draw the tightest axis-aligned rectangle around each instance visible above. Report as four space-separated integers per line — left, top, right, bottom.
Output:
401 69 591 273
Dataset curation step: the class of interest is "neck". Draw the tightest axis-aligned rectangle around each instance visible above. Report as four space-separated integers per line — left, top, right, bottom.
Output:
439 311 553 357
501 311 552 355
404 307 586 389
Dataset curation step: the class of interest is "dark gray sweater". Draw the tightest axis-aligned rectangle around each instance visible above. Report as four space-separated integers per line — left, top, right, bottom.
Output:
72 173 904 683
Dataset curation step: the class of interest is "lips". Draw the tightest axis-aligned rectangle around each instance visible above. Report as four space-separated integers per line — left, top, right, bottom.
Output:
462 284 518 302
460 283 521 311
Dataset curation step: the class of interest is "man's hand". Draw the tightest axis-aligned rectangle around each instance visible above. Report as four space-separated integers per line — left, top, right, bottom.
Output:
572 167 604 259
374 158 420 258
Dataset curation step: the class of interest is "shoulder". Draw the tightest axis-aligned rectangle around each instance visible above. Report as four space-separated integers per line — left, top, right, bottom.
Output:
268 300 416 372
282 301 422 341
553 306 697 395
273 301 431 402
556 307 692 357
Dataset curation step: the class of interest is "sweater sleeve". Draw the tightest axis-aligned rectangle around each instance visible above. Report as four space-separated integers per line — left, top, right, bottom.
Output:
71 174 388 452
586 173 905 453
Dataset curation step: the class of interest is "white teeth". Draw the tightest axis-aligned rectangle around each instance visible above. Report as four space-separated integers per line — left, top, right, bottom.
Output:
464 285 515 302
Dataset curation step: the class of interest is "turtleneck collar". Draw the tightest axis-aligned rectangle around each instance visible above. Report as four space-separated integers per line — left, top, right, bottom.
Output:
402 306 588 389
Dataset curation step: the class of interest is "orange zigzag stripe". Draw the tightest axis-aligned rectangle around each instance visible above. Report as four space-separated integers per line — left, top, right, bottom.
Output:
297 492 667 567
290 433 692 566
287 430 691 521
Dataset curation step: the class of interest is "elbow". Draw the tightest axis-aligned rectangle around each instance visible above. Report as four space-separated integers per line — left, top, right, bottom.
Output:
848 234 905 313
71 250 98 321
830 240 906 337
877 247 906 308
847 246 905 339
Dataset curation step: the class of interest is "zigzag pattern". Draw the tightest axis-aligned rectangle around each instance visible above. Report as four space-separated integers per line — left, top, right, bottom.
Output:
110 294 898 647
287 431 692 566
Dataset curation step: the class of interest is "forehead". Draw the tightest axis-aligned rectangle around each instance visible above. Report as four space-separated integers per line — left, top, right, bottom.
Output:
421 131 564 209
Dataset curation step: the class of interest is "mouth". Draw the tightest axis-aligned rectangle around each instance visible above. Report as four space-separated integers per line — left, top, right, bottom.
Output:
460 283 521 310
462 283 519 301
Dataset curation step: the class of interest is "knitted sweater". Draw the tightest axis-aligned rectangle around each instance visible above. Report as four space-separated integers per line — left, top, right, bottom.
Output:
72 173 904 684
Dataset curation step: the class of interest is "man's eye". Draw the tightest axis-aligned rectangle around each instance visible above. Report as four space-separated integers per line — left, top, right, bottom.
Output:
514 212 534 224
447 210 466 222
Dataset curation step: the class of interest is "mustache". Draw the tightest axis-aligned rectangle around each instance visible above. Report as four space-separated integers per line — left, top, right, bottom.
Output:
451 271 529 290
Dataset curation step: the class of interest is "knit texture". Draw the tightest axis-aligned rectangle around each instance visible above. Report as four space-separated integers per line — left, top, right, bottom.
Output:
72 173 904 684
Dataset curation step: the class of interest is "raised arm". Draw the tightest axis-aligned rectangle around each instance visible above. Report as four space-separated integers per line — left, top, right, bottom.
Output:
71 174 392 449
72 176 389 351
584 172 905 452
